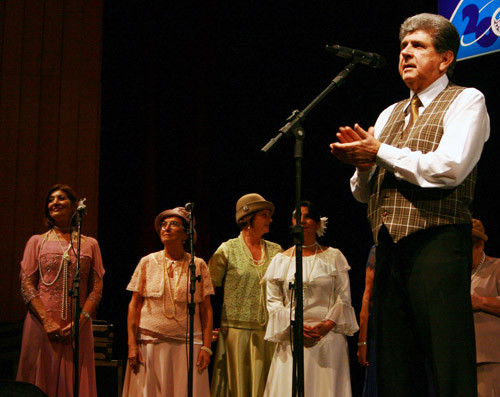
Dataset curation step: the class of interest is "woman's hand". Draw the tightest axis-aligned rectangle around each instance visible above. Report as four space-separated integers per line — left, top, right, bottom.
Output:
196 349 211 372
357 343 369 367
58 316 89 343
58 323 73 343
28 297 64 343
471 294 483 311
128 344 144 374
303 325 321 347
310 320 334 337
43 317 64 343
303 320 335 348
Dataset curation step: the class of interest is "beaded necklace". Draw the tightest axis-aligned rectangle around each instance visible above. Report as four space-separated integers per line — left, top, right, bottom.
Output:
471 252 486 279
38 229 73 320
287 242 320 293
302 242 318 249
239 233 268 326
162 252 188 322
240 232 266 266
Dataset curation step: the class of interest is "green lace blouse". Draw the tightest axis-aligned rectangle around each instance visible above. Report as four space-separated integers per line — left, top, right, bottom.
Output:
209 234 282 330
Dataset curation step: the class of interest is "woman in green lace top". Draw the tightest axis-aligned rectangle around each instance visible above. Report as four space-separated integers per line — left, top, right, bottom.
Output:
209 193 282 397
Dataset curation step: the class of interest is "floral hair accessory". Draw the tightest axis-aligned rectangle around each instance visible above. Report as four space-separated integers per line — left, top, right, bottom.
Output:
317 217 328 237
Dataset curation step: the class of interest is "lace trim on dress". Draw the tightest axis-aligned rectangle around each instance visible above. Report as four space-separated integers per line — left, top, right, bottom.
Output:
328 301 359 336
20 272 40 304
126 252 165 298
263 248 350 283
264 307 291 343
86 269 103 305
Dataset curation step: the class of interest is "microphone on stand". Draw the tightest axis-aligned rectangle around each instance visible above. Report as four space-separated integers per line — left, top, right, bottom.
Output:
185 199 198 397
76 198 87 215
325 44 386 69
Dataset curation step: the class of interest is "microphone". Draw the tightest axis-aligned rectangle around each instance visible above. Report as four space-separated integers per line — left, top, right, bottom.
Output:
184 202 194 212
325 45 386 69
76 198 87 214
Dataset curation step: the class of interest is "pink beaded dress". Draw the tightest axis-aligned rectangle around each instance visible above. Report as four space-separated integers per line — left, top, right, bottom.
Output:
16 233 105 397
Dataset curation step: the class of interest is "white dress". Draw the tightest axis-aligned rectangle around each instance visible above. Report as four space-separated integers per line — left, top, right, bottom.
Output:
263 247 359 396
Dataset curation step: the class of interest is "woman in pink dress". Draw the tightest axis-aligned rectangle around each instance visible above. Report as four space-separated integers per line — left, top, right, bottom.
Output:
123 207 214 397
16 184 105 397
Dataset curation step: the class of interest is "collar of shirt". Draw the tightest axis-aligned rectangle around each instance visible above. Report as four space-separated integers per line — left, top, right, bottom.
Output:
404 74 449 114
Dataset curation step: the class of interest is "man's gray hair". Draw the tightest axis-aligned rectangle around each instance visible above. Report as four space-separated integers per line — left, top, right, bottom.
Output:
399 13 460 77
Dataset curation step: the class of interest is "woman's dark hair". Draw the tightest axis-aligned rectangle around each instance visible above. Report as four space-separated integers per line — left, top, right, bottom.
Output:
293 200 321 223
44 184 78 228
237 214 256 230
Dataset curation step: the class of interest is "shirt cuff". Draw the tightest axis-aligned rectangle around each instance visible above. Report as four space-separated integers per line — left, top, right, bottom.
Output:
353 166 376 184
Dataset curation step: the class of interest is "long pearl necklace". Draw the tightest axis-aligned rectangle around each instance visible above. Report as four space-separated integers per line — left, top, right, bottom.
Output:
287 242 320 293
471 252 486 279
239 233 268 326
38 229 73 320
163 252 187 321
240 233 266 266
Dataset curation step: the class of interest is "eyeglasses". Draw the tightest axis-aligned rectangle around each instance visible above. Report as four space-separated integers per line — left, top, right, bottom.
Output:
160 220 184 230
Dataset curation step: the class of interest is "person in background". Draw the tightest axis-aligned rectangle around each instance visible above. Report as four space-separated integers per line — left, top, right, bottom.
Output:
357 245 377 397
123 206 214 397
263 201 358 396
470 219 500 397
209 193 282 397
17 184 105 397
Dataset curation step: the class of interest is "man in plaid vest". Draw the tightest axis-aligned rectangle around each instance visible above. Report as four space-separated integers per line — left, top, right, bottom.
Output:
330 13 490 397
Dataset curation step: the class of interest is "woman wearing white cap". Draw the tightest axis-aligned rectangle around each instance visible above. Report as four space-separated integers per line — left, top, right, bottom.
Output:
263 201 358 396
209 193 282 397
122 207 214 397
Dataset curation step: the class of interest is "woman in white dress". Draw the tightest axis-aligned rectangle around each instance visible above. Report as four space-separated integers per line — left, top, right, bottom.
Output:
263 201 359 396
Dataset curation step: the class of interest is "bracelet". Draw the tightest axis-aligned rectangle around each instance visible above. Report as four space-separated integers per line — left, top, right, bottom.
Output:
81 310 91 321
357 341 367 346
200 346 212 356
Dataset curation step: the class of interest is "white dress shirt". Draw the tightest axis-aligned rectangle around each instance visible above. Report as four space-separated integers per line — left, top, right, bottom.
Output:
351 74 490 203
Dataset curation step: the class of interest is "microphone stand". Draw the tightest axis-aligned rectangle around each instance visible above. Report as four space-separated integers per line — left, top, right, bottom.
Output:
71 205 86 397
186 204 200 397
261 61 357 397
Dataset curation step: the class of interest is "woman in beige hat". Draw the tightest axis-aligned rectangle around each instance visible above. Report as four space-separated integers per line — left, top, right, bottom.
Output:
123 207 214 397
470 219 500 397
209 193 282 397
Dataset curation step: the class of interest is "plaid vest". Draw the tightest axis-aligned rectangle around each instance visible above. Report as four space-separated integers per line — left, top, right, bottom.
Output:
368 84 476 243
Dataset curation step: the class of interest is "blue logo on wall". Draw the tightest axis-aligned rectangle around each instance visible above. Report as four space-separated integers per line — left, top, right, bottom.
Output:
439 0 500 60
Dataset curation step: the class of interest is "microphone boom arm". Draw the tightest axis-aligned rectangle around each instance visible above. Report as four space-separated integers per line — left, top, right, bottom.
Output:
261 62 357 152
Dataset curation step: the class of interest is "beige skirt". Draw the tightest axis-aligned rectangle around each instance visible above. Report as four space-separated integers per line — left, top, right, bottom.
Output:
210 325 275 397
477 363 500 397
122 341 209 397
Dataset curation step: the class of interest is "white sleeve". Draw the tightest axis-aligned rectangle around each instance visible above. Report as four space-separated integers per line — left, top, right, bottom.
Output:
375 88 490 188
325 270 359 336
264 279 292 342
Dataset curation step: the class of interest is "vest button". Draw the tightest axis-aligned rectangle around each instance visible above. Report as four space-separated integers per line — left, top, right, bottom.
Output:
382 211 388 217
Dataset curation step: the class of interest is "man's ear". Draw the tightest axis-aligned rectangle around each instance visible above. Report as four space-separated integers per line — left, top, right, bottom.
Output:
439 50 454 73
